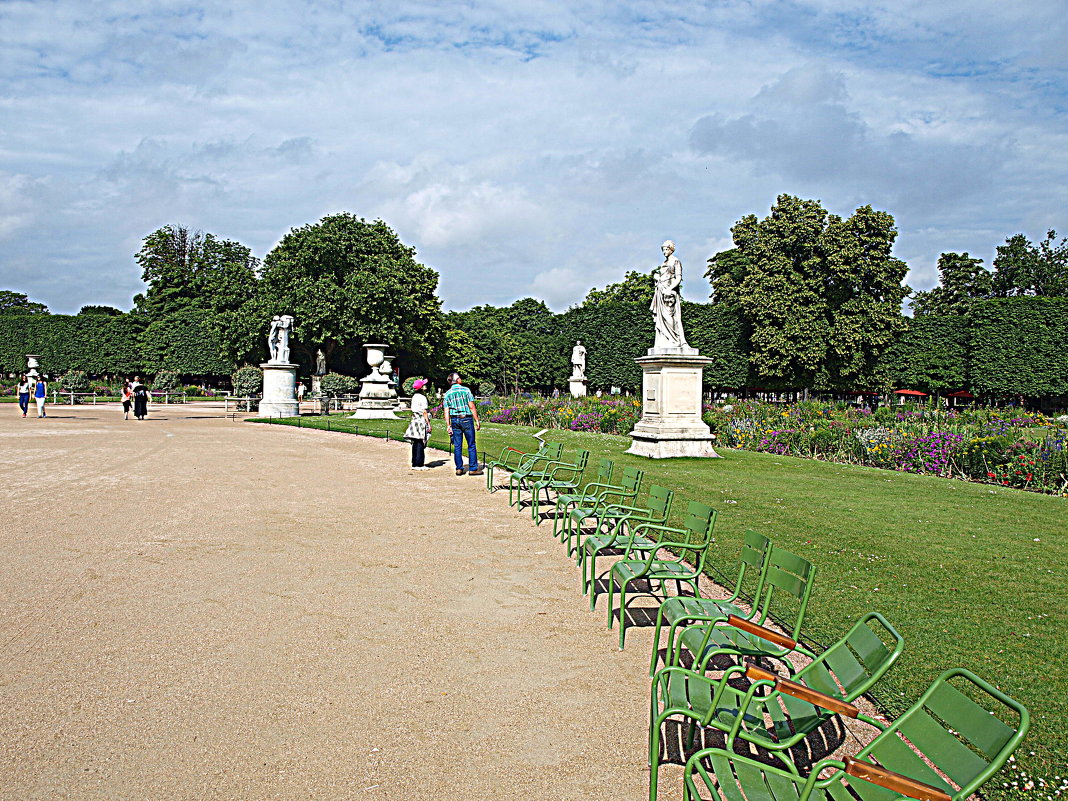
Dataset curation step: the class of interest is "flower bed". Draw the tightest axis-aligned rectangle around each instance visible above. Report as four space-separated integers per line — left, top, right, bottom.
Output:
445 395 1068 496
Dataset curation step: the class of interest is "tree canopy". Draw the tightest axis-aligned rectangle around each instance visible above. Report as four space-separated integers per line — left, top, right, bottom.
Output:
910 252 992 316
991 230 1068 297
0 290 49 315
582 270 654 307
259 214 444 375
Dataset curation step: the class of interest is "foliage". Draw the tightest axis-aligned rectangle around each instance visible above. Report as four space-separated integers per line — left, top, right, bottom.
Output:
152 370 181 392
0 313 143 375
883 315 968 393
57 370 88 392
439 327 482 384
477 381 495 397
0 290 49 315
231 366 263 397
138 307 233 375
582 270 654 307
401 376 425 396
259 213 444 376
910 252 992 316
77 305 124 316
992 230 1068 297
711 195 909 390
969 298 1068 397
319 371 359 396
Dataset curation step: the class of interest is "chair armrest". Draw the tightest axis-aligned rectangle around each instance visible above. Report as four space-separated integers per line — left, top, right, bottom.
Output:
727 614 797 650
843 757 952 801
745 664 858 718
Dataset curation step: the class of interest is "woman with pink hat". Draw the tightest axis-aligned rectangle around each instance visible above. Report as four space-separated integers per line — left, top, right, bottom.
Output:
404 378 432 470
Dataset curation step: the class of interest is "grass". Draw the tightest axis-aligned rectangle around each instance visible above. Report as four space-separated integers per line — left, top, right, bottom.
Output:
252 413 1067 787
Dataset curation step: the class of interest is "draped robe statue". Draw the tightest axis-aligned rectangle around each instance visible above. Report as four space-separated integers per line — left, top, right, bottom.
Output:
650 240 688 350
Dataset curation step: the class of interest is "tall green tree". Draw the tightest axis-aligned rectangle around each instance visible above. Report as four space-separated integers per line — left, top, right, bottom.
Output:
258 214 444 374
709 194 908 390
910 252 992 316
0 290 49 315
582 270 654 307
991 230 1068 297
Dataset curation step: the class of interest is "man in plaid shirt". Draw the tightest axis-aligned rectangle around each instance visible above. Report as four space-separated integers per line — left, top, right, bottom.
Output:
443 372 482 476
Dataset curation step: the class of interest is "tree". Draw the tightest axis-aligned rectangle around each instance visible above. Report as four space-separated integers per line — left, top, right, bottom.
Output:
258 214 444 375
77 305 125 316
910 252 992 316
0 290 49 315
991 230 1068 298
710 194 908 390
582 270 654 307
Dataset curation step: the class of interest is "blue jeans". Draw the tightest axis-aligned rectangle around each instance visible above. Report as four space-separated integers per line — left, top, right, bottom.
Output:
18 393 29 414
450 416 479 471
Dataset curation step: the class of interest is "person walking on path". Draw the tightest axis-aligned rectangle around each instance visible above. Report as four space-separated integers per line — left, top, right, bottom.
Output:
296 381 305 406
121 381 133 420
403 379 432 470
443 372 482 476
33 375 47 418
133 379 149 420
17 374 30 417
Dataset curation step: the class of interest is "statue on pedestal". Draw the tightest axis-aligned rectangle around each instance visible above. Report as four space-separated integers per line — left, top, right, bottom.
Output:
571 340 586 378
315 349 327 376
651 240 688 350
267 315 294 364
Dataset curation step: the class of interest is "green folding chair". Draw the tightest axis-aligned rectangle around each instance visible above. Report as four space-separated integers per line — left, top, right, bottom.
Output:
550 458 614 539
667 547 816 674
648 612 905 799
527 449 591 522
485 441 552 492
682 669 1029 801
606 501 717 649
579 485 675 606
561 467 645 556
506 443 566 506
649 528 772 675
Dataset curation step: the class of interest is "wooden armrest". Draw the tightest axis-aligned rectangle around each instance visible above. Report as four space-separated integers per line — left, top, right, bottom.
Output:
727 614 797 650
744 664 859 718
844 757 952 801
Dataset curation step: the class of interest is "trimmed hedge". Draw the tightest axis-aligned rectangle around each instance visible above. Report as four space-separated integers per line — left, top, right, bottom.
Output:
969 298 1068 397
0 313 143 375
886 315 969 393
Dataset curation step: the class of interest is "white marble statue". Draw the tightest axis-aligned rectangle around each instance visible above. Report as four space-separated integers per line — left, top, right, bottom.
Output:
651 240 688 350
267 314 294 363
571 340 587 378
315 348 327 376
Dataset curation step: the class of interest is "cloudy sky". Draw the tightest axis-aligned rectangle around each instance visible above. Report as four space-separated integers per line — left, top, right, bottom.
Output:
1 1 1066 314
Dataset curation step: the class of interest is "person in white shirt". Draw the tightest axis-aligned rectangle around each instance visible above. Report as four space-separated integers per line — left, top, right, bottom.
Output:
403 379 432 470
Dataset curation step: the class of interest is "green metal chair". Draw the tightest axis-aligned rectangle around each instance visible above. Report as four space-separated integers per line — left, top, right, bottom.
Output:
526 449 591 522
579 485 675 606
606 501 717 649
667 547 816 674
648 612 905 800
485 441 553 492
681 669 1029 801
560 467 645 556
550 458 614 539
649 529 771 676
506 443 567 506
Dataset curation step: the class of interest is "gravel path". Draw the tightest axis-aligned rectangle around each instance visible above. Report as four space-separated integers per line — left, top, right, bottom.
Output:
0 405 667 800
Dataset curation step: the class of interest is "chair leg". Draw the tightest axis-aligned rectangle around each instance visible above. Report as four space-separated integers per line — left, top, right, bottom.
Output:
485 465 493 491
606 569 616 629
618 578 633 649
649 708 673 801
650 603 669 676
531 485 541 522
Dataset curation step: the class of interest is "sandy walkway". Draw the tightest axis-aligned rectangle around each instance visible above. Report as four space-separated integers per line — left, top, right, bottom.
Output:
0 405 660 800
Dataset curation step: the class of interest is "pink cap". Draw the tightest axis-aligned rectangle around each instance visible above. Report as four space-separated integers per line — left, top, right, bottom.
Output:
413 378 429 390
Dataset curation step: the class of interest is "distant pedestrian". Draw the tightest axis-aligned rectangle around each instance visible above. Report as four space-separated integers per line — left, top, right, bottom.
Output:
296 381 306 404
552 387 560 399
34 375 47 418
443 372 482 476
17 374 30 417
133 380 149 420
404 379 432 470
121 381 133 420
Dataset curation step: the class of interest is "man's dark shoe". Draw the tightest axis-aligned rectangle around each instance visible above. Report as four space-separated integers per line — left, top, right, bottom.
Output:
469 468 484 476
456 468 466 476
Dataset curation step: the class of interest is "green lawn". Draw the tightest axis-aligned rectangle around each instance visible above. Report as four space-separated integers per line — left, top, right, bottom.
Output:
253 414 1067 786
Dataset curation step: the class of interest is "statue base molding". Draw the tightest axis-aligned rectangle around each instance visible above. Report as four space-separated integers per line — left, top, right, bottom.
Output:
626 353 720 459
569 375 587 397
259 362 300 418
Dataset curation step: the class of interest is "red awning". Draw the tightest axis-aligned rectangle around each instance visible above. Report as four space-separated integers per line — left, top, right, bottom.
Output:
948 391 975 398
894 389 928 396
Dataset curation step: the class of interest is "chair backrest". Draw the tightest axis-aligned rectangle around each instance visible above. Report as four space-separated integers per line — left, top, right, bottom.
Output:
646 485 675 522
545 442 564 460
859 669 1029 801
571 449 591 472
595 459 614 485
681 502 717 571
798 612 904 702
728 529 771 604
753 547 816 639
620 467 644 495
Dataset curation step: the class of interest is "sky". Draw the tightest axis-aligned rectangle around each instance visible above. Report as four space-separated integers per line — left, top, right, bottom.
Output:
1 0 1066 314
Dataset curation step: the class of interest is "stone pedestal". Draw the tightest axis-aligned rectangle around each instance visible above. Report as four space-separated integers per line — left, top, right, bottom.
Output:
569 374 587 397
259 362 299 418
626 349 719 459
351 344 399 420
